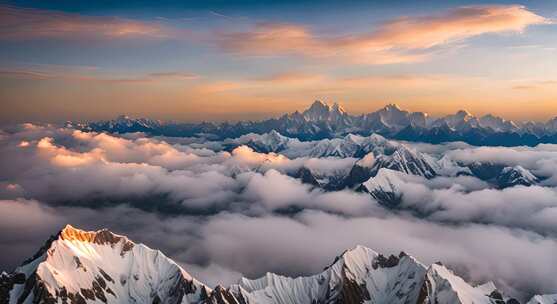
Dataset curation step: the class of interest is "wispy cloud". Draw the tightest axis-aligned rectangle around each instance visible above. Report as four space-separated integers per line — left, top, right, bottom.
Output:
512 80 557 90
146 72 200 80
196 72 471 94
253 72 326 84
0 66 199 83
217 5 548 64
0 5 184 41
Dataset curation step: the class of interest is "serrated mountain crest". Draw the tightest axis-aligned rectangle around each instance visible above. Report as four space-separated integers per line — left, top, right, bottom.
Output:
77 102 557 146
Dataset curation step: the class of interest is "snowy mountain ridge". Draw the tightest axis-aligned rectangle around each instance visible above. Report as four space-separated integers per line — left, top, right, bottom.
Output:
219 131 541 193
75 101 557 146
2 225 554 304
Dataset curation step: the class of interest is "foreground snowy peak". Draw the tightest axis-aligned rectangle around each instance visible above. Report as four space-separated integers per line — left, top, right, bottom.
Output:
1 224 212 304
2 226 552 304
236 245 427 304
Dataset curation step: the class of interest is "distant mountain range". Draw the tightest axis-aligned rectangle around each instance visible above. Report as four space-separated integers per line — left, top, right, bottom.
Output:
3 225 555 304
71 101 557 146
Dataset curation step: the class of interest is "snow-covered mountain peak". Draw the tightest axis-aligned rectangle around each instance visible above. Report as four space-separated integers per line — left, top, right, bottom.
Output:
58 224 136 257
4 225 210 304
309 99 328 109
356 152 376 168
333 244 378 268
333 245 424 276
497 165 538 188
301 100 351 125
501 165 535 179
455 109 473 118
376 103 408 119
383 103 403 112
371 145 438 178
363 168 405 189
303 100 332 120
225 131 294 153
431 109 479 131
237 245 427 304
360 103 432 131
361 168 407 206
331 102 346 114
478 114 519 132
266 129 288 142
545 117 557 133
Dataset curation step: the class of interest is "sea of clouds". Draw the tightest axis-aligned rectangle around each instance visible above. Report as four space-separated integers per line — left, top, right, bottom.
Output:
1 123 556 301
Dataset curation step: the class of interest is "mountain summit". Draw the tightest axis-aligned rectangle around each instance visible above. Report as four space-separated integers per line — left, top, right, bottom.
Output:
2 225 554 304
302 100 349 123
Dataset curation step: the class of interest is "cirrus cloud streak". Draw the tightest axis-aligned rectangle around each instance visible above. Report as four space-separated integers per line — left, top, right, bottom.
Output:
217 5 548 64
0 5 184 41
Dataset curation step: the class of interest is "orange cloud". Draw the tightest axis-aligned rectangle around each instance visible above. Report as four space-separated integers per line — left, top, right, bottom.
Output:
0 5 181 40
218 5 547 64
355 5 548 50
336 74 455 88
197 72 467 93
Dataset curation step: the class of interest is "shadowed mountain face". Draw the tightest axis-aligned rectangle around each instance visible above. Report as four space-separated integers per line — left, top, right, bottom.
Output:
4 225 553 304
74 101 557 146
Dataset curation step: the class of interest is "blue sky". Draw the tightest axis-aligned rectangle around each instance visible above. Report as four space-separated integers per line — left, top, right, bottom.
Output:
1 0 556 123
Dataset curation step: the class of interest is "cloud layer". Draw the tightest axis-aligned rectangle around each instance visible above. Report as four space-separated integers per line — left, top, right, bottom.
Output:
1 124 557 300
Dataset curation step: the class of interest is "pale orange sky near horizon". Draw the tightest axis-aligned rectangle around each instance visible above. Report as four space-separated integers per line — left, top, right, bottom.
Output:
1 2 557 124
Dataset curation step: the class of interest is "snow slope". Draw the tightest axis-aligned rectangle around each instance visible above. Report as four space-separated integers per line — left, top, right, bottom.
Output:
418 263 502 304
